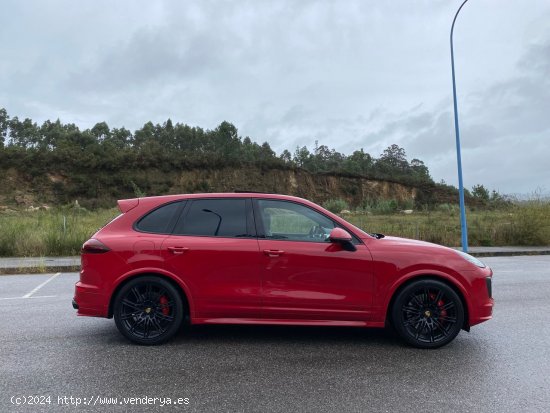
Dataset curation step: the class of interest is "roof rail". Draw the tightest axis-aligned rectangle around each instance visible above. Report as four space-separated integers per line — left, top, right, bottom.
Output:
233 190 274 194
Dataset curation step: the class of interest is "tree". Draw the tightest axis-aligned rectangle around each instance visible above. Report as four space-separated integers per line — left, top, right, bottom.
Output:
108 127 132 149
41 120 93 151
212 121 241 162
280 149 292 164
133 121 155 149
0 108 8 148
8 116 41 148
258 142 276 162
410 158 430 180
379 144 408 170
293 146 311 168
91 122 111 141
471 184 490 203
240 137 257 163
344 149 373 175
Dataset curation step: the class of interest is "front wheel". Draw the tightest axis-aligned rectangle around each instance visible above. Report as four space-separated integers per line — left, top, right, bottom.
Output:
113 276 184 345
391 279 464 349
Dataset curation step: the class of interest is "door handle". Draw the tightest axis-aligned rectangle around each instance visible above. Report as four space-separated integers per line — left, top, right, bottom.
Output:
168 247 189 255
263 249 285 257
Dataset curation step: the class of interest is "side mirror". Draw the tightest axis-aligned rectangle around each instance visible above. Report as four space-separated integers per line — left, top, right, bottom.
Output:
329 228 356 251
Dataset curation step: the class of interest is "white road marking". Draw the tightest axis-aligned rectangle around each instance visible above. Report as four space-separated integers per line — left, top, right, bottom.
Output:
0 295 57 301
22 272 61 298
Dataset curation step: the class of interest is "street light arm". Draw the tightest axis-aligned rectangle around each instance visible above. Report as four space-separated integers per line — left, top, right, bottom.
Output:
451 0 470 41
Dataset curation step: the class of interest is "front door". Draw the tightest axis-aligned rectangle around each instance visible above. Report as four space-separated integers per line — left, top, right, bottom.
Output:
254 199 374 321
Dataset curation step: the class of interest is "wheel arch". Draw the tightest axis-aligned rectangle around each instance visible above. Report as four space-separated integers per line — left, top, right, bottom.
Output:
108 270 194 321
384 273 471 331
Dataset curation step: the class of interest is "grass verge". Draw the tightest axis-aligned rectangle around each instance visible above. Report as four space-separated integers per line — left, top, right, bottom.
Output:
0 201 548 257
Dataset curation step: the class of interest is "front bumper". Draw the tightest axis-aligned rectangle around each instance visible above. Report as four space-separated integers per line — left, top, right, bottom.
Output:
468 269 494 327
469 297 494 326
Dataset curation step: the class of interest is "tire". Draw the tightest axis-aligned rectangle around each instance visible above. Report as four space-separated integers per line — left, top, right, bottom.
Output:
391 279 464 349
113 276 184 345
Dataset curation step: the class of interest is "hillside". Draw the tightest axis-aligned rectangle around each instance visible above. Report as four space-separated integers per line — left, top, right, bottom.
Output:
0 165 463 211
0 108 463 209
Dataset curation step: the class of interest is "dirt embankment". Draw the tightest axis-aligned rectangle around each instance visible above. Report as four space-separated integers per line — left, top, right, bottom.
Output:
174 168 417 206
0 166 449 209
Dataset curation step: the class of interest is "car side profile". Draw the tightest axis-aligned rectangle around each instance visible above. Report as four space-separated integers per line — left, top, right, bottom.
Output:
73 193 493 348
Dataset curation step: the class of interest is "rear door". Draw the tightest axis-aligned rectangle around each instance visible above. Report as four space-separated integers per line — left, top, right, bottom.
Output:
161 198 262 320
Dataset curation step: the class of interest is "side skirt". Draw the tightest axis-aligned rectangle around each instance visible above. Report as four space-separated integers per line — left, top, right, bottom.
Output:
191 318 385 328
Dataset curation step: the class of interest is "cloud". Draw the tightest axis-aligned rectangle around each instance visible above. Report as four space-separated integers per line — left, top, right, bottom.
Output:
353 37 550 193
0 0 549 195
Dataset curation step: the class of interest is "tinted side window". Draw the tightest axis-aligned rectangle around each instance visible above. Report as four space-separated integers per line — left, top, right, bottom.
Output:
174 199 248 237
135 201 182 234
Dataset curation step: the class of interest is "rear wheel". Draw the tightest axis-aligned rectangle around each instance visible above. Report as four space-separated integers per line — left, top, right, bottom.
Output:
391 279 464 349
113 276 184 345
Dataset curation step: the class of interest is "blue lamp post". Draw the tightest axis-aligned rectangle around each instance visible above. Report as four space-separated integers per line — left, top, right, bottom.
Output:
450 0 470 252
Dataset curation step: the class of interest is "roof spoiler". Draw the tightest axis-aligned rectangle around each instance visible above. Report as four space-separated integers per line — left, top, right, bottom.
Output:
117 198 139 213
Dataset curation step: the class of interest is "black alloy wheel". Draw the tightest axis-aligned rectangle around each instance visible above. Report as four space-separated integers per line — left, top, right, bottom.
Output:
391 279 464 349
114 276 184 345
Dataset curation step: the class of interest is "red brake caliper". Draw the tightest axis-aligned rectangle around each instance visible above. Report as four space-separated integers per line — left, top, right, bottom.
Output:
438 299 447 320
429 293 447 323
159 296 170 316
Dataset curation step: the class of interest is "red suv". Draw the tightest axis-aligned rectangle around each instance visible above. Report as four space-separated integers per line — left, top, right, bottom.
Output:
74 193 493 348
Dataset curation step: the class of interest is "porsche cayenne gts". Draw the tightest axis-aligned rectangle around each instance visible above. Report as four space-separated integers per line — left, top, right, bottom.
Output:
73 193 493 348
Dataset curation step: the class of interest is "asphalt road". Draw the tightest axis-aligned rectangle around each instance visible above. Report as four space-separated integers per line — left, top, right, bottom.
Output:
1 256 549 412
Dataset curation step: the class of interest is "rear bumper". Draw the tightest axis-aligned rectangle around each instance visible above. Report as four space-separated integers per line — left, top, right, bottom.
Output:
73 281 109 317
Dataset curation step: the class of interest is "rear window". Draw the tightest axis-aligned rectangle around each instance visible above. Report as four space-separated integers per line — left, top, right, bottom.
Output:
174 199 248 237
135 201 183 234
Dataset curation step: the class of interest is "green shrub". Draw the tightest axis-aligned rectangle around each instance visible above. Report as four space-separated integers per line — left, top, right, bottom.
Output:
322 198 350 214
362 198 399 214
503 200 550 245
399 199 415 210
436 203 460 215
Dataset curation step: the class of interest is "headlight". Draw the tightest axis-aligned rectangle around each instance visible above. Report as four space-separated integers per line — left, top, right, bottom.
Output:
455 250 486 268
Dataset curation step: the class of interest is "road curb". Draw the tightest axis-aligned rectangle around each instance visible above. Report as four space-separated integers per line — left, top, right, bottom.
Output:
470 250 550 258
0 265 81 275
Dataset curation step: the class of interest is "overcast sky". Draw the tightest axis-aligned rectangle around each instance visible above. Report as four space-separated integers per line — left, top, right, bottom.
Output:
1 0 549 196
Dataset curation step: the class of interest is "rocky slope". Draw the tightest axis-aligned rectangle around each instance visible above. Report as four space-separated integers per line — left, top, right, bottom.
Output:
0 166 454 210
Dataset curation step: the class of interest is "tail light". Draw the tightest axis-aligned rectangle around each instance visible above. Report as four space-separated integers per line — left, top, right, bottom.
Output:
81 239 111 254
